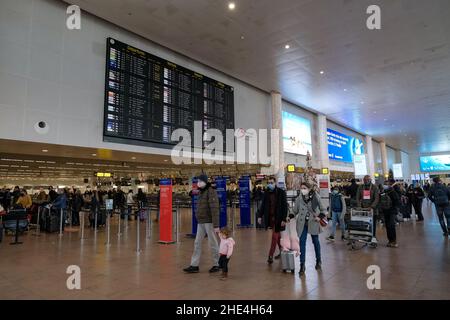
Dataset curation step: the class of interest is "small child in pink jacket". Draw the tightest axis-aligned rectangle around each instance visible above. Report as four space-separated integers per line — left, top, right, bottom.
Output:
218 227 235 280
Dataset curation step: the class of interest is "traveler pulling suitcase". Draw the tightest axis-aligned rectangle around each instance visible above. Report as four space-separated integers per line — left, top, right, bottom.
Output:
40 206 64 233
281 250 296 273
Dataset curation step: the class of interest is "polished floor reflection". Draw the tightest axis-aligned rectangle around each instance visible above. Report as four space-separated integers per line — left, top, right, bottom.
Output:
0 200 449 300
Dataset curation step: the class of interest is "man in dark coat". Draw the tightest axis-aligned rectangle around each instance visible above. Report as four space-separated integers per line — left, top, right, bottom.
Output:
257 176 288 264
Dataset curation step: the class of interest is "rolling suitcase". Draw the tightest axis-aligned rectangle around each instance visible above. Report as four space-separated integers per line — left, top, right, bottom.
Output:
281 250 295 273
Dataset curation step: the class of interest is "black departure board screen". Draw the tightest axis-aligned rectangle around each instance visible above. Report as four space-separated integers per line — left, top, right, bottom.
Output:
103 38 235 149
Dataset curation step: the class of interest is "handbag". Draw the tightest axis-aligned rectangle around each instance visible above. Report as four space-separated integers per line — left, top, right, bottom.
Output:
319 217 328 227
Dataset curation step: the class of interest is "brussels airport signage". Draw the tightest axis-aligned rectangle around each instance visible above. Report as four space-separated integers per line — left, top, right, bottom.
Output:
420 154 450 172
327 128 364 163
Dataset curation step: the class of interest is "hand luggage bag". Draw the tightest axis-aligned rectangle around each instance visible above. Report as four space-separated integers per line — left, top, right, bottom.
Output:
281 250 295 273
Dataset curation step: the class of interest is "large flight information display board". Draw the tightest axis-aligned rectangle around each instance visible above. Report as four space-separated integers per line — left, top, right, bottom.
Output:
103 38 234 148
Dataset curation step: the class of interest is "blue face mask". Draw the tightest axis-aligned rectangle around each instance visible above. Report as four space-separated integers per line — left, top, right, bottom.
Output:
267 183 275 191
332 190 339 194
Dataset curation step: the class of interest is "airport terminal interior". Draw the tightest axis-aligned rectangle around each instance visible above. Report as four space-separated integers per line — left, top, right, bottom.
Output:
0 0 450 300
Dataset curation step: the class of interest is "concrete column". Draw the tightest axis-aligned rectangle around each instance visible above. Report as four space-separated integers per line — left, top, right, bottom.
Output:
380 141 389 177
316 114 330 170
365 135 376 182
271 91 285 183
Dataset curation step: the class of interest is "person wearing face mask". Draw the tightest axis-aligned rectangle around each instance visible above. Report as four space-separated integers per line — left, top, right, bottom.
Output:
291 182 327 276
326 186 347 241
184 174 221 274
379 179 401 247
257 177 288 264
356 175 380 244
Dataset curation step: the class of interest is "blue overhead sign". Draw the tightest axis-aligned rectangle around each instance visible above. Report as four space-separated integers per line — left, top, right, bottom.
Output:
327 128 364 163
420 154 450 172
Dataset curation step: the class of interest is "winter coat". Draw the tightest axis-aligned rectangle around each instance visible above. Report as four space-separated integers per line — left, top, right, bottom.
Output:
292 192 327 236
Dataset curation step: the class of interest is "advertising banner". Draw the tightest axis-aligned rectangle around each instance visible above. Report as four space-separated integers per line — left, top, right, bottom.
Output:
215 177 228 228
420 154 450 172
158 178 174 244
354 154 368 176
282 111 312 155
238 177 252 227
327 128 364 163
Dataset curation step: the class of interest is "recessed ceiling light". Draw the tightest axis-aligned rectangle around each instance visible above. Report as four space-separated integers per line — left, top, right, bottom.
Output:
320 70 324 75
228 2 235 10
240 35 245 40
92 153 97 156
383 119 387 121
164 160 168 162
343 88 347 92
131 157 136 160
285 44 290 49
42 149 48 153
373 111 377 114
360 101 364 104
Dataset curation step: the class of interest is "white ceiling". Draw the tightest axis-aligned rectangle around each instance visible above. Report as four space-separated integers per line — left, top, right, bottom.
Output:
64 0 450 154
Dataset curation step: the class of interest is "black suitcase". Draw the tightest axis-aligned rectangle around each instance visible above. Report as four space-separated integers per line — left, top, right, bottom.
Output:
41 207 64 233
347 220 371 232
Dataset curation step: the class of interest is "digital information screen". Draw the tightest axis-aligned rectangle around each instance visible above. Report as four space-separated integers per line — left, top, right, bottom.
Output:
103 38 235 149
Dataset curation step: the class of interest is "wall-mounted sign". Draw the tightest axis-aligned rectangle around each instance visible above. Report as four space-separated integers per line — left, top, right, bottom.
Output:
321 168 329 175
419 154 450 172
353 154 368 176
282 111 312 155
327 128 364 163
287 164 296 172
393 163 403 179
96 172 112 177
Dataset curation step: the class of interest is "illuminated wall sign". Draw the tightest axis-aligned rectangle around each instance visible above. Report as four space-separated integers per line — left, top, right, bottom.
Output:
353 154 368 176
419 154 450 172
327 128 364 163
287 164 296 172
96 172 112 177
282 111 312 155
393 163 403 179
322 168 329 174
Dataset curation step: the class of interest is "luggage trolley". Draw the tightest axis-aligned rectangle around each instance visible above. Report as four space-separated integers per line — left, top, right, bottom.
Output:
347 208 377 250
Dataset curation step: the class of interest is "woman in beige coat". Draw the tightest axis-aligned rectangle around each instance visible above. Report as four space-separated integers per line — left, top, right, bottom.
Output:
291 182 327 276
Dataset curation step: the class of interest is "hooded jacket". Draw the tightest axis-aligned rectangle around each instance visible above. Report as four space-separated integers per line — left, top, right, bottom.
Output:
196 183 220 227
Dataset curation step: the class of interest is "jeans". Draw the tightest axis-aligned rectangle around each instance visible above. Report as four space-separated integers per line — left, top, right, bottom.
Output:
330 211 345 237
435 204 450 233
269 231 281 257
190 223 219 267
299 224 321 264
383 210 396 243
219 255 230 273
72 209 80 225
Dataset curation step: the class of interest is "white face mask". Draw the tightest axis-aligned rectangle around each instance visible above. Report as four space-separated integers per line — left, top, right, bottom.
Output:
197 181 206 189
301 189 309 196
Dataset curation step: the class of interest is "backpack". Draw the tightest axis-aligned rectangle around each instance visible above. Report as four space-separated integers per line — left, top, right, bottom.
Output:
379 191 393 210
433 185 449 206
330 193 343 212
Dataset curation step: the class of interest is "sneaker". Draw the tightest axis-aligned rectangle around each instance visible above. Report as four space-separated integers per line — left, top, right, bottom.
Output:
390 242 398 248
326 236 335 241
267 256 273 264
274 254 281 260
183 266 199 273
209 266 220 273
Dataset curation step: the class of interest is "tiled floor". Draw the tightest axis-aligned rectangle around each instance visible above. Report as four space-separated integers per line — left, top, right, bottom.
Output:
0 200 449 300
